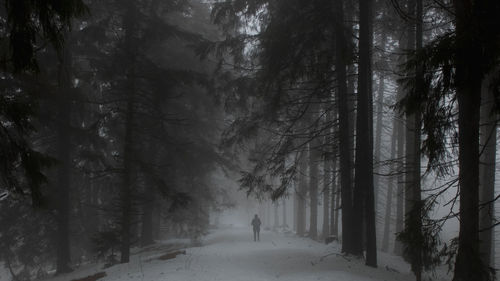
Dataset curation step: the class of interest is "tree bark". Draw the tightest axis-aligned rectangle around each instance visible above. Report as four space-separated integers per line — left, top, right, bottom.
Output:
293 185 298 231
297 150 308 237
152 202 161 240
333 159 340 238
402 0 424 279
140 186 155 247
309 139 320 239
453 76 482 281
120 0 137 263
373 32 386 213
274 201 279 229
330 152 338 237
452 0 487 280
479 70 497 269
323 150 331 239
55 43 73 274
394 70 406 256
120 90 134 263
354 0 377 266
382 117 398 252
404 0 416 233
282 197 287 227
333 0 354 254
267 200 271 229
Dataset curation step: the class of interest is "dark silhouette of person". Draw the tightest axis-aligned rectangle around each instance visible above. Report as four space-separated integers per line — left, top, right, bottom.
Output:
251 214 261 241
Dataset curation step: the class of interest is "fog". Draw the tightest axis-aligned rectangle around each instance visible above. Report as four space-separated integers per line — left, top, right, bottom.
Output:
0 0 499 281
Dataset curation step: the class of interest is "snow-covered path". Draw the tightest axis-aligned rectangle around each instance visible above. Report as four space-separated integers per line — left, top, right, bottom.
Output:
174 228 375 281
164 227 410 281
41 227 449 281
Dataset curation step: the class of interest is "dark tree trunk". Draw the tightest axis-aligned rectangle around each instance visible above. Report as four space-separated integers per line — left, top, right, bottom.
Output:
394 76 406 256
268 201 272 228
120 93 134 263
297 151 308 237
293 186 298 231
330 153 339 237
140 188 155 247
329 103 338 238
333 0 354 254
404 0 416 231
152 203 161 240
282 197 287 227
373 32 386 213
402 0 424 279
452 0 488 280
333 162 340 238
412 0 423 279
309 139 320 239
55 44 73 274
479 70 497 268
323 150 331 239
120 0 138 263
382 118 398 252
354 0 377 266
453 77 482 281
267 201 271 229
274 202 279 229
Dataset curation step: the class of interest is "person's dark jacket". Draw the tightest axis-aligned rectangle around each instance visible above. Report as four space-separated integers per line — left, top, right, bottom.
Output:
251 217 261 230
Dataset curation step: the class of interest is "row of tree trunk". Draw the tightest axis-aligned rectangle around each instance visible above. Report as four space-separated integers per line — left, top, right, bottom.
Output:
287 1 499 279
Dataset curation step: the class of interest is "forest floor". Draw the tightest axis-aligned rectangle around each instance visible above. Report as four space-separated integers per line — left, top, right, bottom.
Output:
2 226 452 281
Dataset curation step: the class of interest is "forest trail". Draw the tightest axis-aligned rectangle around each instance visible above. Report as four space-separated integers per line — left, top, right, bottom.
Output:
38 226 445 281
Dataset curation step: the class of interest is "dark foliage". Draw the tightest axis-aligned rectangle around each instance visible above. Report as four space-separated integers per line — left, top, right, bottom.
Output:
396 32 457 176
397 199 441 277
91 228 121 267
5 0 88 72
0 198 55 279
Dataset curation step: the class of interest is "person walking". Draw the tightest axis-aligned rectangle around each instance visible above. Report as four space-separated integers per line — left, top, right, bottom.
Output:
251 214 261 242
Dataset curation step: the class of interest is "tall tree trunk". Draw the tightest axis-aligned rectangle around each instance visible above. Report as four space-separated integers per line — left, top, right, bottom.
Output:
333 159 340 238
152 202 161 240
265 200 272 229
323 103 334 238
373 32 387 213
120 89 134 263
297 151 307 237
293 186 298 231
330 152 338 237
404 0 416 231
309 139 320 239
330 87 339 238
412 0 423 279
452 2 484 279
120 1 137 263
354 0 377 266
323 151 331 239
297 151 308 236
274 202 279 229
453 76 482 281
479 69 497 269
282 197 287 227
55 43 73 274
83 170 99 243
382 118 398 252
394 72 406 256
402 0 423 279
140 185 154 247
333 0 354 254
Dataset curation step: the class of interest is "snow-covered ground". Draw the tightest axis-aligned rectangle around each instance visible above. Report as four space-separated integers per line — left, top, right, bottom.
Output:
5 227 452 281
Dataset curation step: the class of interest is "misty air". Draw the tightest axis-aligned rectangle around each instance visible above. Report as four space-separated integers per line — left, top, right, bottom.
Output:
0 1 499 281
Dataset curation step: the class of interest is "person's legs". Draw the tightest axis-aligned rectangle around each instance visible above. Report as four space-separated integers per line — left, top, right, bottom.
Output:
253 229 256 241
257 229 260 241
